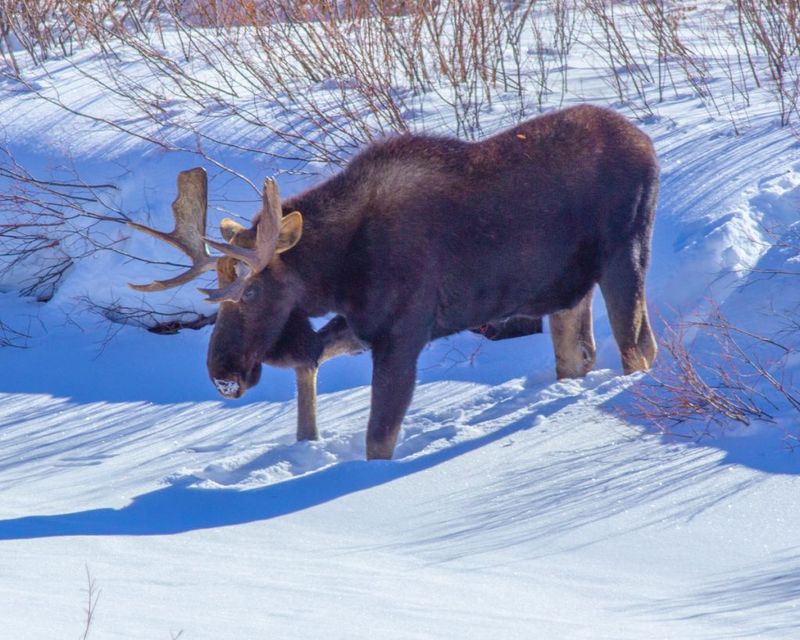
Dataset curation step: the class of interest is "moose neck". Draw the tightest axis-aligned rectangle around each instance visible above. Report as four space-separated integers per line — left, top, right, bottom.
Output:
279 174 360 317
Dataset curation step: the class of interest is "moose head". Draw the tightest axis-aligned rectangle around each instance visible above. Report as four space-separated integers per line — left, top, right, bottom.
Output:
129 168 309 399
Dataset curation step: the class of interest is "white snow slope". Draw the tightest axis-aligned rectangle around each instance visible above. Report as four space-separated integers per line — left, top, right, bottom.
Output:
1 8 800 640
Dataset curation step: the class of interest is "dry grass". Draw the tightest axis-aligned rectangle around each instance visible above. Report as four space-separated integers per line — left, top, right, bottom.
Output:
2 1 798 161
632 302 800 440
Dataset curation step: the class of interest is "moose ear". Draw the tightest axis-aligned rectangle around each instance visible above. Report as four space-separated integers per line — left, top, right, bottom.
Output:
215 255 239 287
220 218 245 242
220 218 256 248
276 211 303 253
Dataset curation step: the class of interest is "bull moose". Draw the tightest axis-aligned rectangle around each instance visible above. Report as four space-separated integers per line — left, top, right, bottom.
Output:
130 104 658 460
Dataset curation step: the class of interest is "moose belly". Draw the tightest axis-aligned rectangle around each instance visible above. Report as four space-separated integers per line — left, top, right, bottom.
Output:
434 246 600 336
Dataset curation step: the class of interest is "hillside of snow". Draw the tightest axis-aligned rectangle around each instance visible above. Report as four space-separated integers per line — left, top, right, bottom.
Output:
1 4 799 638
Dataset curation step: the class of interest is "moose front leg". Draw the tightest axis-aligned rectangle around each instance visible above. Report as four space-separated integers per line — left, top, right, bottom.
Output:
365 335 424 460
295 367 320 441
292 315 368 442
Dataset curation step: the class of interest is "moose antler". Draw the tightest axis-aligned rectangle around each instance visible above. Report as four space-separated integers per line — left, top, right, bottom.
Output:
129 169 294 304
199 177 283 303
128 167 217 292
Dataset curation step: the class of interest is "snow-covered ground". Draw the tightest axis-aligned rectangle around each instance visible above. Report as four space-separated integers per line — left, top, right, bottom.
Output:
3 371 800 639
1 5 799 638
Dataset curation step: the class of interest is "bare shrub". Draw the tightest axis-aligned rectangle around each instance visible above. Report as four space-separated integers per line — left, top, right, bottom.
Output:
0 1 164 70
72 565 184 638
82 296 216 334
526 0 578 112
0 146 129 301
165 0 543 145
584 0 653 109
80 565 100 640
0 319 29 348
5 0 799 167
632 313 777 437
1 1 573 165
632 301 799 440
735 0 800 126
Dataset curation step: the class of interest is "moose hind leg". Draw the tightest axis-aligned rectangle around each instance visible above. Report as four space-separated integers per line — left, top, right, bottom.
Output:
549 289 596 379
637 302 657 369
599 250 653 375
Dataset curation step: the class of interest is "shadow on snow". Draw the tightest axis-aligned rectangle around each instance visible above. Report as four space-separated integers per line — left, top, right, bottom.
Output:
0 396 564 539
1 370 796 541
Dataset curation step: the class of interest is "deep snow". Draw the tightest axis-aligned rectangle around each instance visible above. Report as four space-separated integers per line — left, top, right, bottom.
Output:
1 6 800 639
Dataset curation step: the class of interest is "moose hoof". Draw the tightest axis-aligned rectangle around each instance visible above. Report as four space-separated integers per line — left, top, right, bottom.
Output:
366 438 395 460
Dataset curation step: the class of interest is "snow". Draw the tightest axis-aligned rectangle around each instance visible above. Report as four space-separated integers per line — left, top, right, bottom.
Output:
1 370 799 638
1 5 800 639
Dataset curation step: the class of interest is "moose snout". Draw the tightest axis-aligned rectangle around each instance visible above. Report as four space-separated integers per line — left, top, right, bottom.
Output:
210 362 262 399
213 377 243 398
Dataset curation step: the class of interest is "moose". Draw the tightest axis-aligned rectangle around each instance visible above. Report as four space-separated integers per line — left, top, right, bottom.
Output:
130 104 658 460
128 171 543 441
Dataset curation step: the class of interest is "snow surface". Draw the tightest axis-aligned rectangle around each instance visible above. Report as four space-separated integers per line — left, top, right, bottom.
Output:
1 7 800 639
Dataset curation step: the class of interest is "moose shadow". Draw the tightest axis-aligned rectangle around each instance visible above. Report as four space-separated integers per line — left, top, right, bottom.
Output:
2 366 798 541
0 380 585 540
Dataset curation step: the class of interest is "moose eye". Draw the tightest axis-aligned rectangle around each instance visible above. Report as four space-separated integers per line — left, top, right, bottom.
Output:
242 284 257 303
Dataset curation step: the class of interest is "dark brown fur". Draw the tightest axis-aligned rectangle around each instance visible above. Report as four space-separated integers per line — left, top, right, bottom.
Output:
207 105 659 459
